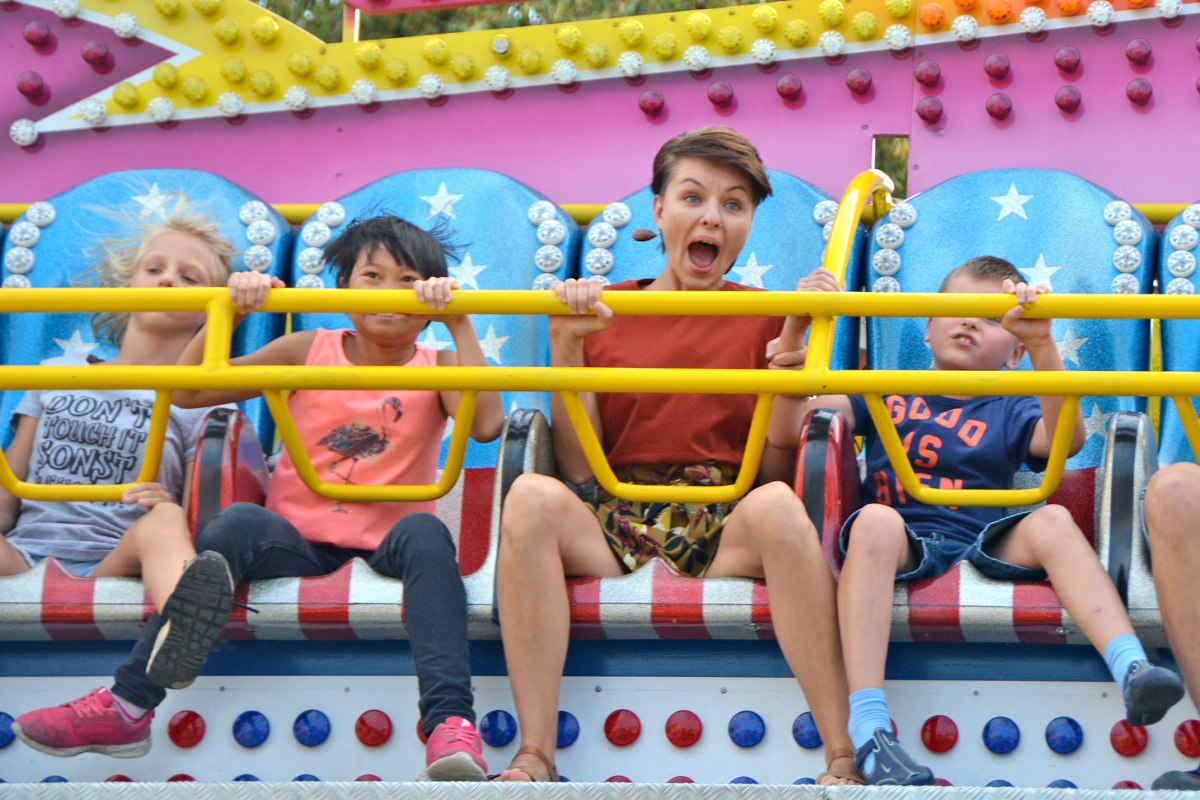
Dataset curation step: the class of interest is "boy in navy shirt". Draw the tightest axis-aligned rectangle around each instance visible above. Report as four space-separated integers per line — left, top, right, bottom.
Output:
769 256 1184 785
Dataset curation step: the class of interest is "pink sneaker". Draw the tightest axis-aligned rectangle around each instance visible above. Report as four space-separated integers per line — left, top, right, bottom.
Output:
12 687 153 758
423 717 488 781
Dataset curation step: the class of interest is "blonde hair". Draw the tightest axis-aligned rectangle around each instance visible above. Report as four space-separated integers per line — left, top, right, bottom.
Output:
83 193 238 346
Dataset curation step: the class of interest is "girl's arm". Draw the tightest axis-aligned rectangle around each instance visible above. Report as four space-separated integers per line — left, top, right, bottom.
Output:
413 277 505 443
0 415 37 535
172 274 316 409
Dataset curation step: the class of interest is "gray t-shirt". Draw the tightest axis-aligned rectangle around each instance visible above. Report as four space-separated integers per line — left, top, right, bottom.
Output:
5 355 212 561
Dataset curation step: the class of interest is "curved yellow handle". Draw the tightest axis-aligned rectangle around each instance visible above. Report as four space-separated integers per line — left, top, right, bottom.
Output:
262 389 476 502
559 391 774 504
0 389 172 502
862 394 1080 507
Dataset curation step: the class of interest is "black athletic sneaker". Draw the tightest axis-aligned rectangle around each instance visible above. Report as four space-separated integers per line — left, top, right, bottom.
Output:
145 551 234 690
855 728 935 786
1123 660 1185 727
1153 767 1200 790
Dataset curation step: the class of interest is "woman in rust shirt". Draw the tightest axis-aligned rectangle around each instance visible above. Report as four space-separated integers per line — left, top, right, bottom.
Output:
496 127 858 785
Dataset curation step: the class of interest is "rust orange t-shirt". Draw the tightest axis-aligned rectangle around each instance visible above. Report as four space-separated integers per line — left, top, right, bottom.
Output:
582 279 785 468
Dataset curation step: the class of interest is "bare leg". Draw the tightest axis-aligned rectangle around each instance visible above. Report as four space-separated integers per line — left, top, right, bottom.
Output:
0 536 31 576
1146 464 1200 701
495 474 623 781
987 504 1133 651
708 482 858 785
836 504 917 693
90 502 198 611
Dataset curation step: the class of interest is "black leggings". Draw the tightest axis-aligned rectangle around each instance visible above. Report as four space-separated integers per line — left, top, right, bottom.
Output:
112 503 474 734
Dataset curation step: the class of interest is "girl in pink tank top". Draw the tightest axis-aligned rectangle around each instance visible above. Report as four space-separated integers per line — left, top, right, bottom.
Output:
169 215 506 781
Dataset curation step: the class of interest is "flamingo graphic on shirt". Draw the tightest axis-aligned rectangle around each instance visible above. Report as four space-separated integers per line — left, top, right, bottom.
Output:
318 397 403 485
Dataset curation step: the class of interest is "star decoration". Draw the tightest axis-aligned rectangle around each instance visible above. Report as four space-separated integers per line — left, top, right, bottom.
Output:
1056 327 1088 367
449 252 486 290
443 416 455 441
1020 255 1062 292
509 400 520 414
731 253 773 288
420 327 452 350
478 325 510 364
1084 403 1115 441
420 183 464 220
991 184 1033 221
53 330 99 357
132 184 171 218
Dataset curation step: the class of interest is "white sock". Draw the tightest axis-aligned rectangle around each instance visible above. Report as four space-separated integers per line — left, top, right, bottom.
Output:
111 692 147 721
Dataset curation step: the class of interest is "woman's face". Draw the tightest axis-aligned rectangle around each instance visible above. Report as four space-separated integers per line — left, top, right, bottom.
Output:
652 156 755 291
128 230 218 336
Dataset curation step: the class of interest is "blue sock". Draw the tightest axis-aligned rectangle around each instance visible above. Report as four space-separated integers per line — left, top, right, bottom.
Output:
1105 634 1148 691
848 688 890 775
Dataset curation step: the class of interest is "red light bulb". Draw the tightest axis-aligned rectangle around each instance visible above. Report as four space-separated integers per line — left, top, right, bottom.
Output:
1054 46 1081 73
604 709 642 746
916 96 943 123
81 40 109 67
984 53 1010 80
1125 39 1151 66
1126 78 1152 105
986 92 1012 119
638 89 664 116
1055 86 1081 113
776 74 802 101
914 60 940 87
707 81 734 107
846 68 872 95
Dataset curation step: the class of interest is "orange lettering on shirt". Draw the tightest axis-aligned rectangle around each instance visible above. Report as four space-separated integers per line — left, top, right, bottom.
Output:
901 431 915 454
915 434 942 469
887 396 907 424
934 408 962 429
958 419 987 447
874 471 892 505
909 397 931 420
895 475 910 505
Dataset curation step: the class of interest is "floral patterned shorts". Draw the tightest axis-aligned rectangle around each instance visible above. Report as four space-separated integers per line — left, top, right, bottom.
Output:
583 462 739 578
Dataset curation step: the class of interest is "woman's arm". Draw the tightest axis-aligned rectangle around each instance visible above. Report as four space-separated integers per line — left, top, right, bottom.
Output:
0 415 37 534
172 273 315 408
547 280 613 486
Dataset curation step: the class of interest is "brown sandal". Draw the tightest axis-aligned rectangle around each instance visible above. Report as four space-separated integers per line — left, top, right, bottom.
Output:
496 744 558 782
816 747 865 786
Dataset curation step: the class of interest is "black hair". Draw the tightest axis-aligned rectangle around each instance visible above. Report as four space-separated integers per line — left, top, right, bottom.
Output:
323 214 461 288
939 255 1024 291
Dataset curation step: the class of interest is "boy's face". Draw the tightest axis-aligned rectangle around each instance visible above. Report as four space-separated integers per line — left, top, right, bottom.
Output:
346 245 429 343
925 274 1024 372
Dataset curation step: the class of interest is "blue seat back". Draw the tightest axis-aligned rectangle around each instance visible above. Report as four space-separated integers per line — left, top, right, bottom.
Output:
1156 202 1200 465
599 169 866 370
865 169 1157 470
0 169 291 450
287 168 579 470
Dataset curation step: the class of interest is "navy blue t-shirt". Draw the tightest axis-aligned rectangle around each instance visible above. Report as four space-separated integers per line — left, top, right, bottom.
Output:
848 394 1048 544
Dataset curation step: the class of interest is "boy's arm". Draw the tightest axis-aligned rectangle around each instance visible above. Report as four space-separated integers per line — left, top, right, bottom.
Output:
761 268 858 484
0 415 37 535
1001 281 1086 458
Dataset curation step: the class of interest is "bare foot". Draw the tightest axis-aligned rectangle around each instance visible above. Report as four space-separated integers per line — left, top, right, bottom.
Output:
817 755 864 786
495 751 551 782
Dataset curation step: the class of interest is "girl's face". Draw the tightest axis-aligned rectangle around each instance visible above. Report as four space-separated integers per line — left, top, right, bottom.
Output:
346 245 429 344
129 230 218 336
652 156 755 291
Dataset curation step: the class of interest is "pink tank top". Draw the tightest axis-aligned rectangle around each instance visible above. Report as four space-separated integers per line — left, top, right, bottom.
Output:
265 328 448 551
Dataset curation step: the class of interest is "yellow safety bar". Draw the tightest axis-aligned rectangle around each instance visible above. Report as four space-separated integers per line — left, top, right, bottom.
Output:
0 168 1196 506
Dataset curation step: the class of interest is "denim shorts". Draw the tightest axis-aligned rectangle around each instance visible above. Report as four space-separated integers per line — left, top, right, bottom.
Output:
838 507 1046 583
15 547 104 578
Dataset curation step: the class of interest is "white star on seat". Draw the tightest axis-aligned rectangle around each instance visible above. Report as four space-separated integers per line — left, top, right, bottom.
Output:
1020 254 1062 291
478 325 509 364
53 329 98 357
991 184 1033 221
420 183 464 220
731 253 773 288
1056 327 1088 367
509 400 520 414
1084 403 1115 441
420 327 451 350
443 416 454 441
132 184 171 218
449 252 486 289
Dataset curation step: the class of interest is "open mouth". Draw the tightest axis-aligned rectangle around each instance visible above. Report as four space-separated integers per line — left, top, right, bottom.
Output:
688 240 719 270
952 334 976 347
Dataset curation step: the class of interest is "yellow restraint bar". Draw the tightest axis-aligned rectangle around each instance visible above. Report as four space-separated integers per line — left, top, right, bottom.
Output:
0 169 1197 505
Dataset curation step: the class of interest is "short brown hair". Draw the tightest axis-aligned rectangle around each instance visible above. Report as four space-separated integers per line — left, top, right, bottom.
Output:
939 255 1023 291
651 126 772 207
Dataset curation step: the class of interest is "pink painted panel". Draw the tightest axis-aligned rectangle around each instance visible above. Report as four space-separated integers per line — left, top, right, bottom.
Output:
908 17 1200 202
1 4 171 126
3 54 912 205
